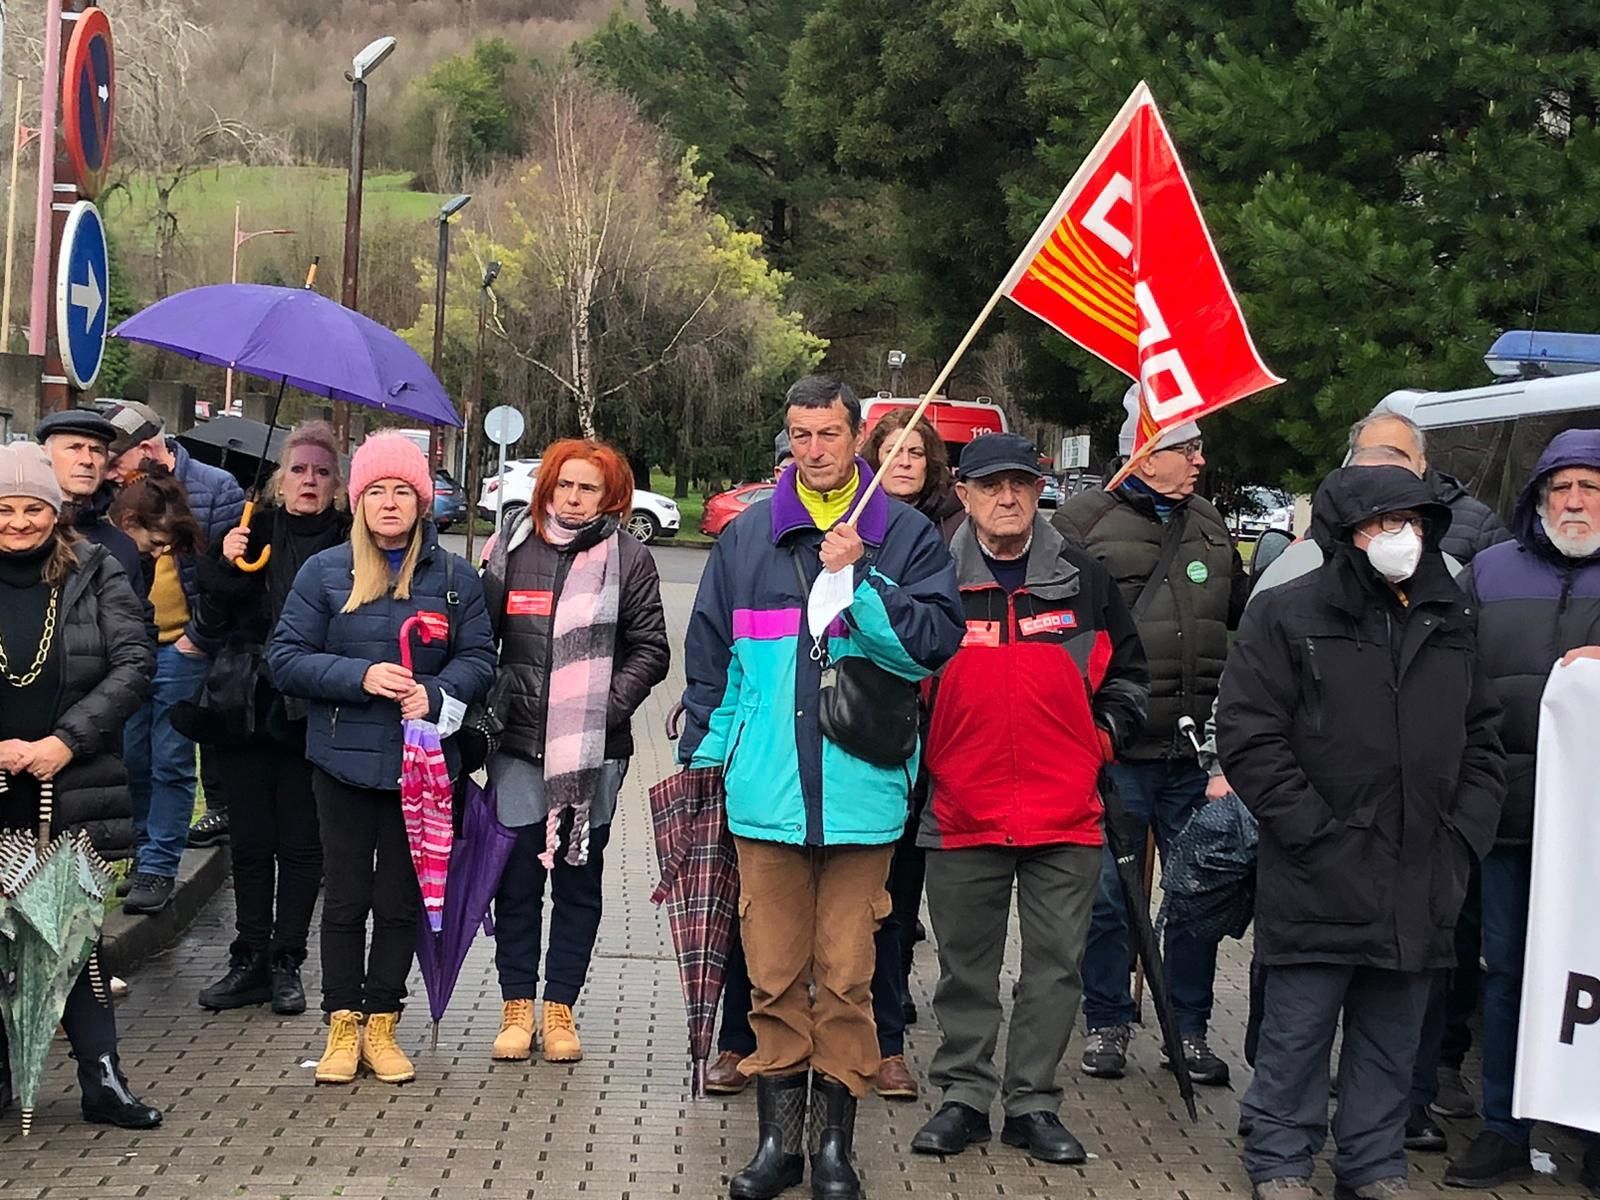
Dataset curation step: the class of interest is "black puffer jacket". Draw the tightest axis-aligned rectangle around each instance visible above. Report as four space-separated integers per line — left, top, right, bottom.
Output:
482 509 670 762
267 521 497 790
1054 485 1246 758
48 542 153 859
1431 470 1511 565
1216 467 1506 971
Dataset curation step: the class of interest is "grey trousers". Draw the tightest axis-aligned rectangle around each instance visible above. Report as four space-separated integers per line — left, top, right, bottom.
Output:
1242 963 1432 1189
925 842 1099 1116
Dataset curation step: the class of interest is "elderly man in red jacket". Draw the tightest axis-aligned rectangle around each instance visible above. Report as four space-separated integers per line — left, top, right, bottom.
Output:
909 433 1149 1166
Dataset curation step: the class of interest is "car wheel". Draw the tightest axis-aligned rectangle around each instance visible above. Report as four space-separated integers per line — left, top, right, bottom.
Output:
625 511 659 544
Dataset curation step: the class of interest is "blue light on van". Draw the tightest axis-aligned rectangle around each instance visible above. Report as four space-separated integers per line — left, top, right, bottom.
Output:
1485 331 1600 379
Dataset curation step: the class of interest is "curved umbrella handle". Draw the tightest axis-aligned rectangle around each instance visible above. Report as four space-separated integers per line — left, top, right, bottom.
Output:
398 614 436 673
233 500 272 573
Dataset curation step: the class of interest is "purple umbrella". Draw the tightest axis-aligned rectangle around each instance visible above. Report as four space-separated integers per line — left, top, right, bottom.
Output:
415 775 517 1050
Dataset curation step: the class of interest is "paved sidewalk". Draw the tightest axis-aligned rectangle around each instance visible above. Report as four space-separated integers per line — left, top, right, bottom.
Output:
0 569 1587 1197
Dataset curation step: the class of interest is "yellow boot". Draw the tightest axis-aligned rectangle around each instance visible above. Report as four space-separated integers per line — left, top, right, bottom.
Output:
491 998 536 1061
541 1001 582 1063
315 1010 361 1085
361 1012 416 1083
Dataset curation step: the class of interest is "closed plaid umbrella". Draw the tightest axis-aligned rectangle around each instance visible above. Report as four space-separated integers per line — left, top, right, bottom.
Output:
647 764 739 1098
399 616 455 932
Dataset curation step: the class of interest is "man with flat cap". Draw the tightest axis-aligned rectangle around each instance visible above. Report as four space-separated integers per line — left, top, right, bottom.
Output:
36 408 146 602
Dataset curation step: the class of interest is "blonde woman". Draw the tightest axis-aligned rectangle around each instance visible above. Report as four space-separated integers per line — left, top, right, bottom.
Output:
188 422 352 1017
268 433 495 1085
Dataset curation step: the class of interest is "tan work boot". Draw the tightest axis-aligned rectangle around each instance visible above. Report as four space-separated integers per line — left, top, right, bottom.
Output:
541 1001 583 1063
492 998 537 1061
361 1012 416 1083
315 1010 361 1084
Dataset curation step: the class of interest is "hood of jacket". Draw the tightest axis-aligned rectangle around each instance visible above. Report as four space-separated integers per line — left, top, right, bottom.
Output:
1510 428 1600 559
1309 466 1453 554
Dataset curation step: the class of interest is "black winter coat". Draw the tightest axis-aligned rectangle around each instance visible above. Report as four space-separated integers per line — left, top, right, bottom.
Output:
1216 467 1506 971
482 510 669 762
1055 486 1246 758
1431 471 1511 565
267 521 497 790
19 542 153 860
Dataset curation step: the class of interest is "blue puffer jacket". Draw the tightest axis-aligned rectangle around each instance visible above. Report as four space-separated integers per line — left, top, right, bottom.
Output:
172 440 245 640
679 460 964 846
267 522 497 791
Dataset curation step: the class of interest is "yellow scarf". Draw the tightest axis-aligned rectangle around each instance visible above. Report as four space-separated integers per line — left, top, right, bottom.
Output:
796 469 860 529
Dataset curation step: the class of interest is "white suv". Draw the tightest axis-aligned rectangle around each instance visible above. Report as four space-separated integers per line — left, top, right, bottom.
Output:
477 459 681 544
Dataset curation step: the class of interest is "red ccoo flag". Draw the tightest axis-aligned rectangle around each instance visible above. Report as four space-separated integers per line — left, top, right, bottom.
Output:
1001 82 1282 486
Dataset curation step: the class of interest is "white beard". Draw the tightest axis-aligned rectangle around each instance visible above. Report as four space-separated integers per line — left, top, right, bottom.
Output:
1540 516 1600 559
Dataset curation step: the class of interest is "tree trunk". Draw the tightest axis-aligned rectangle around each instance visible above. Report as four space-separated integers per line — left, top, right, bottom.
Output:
572 272 597 438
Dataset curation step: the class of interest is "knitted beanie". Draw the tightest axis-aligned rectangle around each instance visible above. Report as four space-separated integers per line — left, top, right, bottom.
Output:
0 442 64 511
348 432 434 507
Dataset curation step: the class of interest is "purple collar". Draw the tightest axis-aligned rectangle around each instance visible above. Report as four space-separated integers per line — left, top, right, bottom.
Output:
770 458 889 544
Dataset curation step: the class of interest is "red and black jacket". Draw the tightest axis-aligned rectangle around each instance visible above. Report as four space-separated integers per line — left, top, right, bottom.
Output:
918 516 1149 851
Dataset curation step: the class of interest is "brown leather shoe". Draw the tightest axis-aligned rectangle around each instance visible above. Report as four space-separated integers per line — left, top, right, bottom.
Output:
875 1054 919 1100
703 1049 750 1095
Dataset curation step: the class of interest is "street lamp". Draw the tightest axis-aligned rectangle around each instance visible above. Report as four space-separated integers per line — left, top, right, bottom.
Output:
225 202 295 414
462 260 500 564
429 193 471 469
336 34 397 447
887 348 907 394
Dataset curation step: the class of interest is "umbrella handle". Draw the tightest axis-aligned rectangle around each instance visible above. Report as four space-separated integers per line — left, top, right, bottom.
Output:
398 614 435 673
233 500 271 573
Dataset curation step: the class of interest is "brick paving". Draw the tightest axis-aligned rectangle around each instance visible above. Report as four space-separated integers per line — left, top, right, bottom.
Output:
0 557 1588 1198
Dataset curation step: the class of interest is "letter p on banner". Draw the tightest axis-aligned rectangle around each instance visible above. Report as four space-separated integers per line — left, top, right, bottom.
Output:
1514 659 1600 1134
998 82 1282 486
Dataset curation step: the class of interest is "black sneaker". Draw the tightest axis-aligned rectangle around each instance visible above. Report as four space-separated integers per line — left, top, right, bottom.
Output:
1444 1130 1532 1189
1431 1067 1479 1118
1080 1024 1131 1078
187 811 229 848
1162 1034 1232 1087
122 874 175 915
1404 1104 1448 1153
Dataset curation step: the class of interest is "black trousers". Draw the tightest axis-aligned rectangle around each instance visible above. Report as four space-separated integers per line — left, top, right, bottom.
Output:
718 924 756 1056
870 820 925 1057
494 811 612 1007
221 742 322 962
201 745 227 815
312 769 419 1015
0 956 120 1093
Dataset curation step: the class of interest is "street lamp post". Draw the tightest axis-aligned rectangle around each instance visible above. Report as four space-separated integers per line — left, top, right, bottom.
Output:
335 34 396 447
429 193 471 469
225 202 295 415
462 259 499 564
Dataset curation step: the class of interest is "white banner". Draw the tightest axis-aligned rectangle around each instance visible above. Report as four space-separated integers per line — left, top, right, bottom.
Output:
1514 659 1600 1132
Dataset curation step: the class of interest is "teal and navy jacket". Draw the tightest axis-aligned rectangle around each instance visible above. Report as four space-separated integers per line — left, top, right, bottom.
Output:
679 459 964 846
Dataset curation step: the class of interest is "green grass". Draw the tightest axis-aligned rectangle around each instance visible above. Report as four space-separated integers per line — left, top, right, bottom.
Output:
649 473 713 546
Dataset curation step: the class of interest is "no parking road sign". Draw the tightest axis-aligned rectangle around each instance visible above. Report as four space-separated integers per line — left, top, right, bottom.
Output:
61 7 116 198
56 202 109 391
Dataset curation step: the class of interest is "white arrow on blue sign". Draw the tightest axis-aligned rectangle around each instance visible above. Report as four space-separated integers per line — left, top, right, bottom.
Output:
55 201 109 391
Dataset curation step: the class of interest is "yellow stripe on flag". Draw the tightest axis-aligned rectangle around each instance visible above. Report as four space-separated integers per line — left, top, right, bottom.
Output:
1024 252 1139 338
1051 221 1137 310
1036 237 1137 322
1023 267 1140 346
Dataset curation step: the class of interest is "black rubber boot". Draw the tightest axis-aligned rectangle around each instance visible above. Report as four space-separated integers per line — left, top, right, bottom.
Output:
79 1054 162 1129
270 952 307 1016
729 1072 807 1199
807 1073 860 1200
198 946 271 1011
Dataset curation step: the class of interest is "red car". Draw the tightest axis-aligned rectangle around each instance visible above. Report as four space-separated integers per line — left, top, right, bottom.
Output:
701 481 776 537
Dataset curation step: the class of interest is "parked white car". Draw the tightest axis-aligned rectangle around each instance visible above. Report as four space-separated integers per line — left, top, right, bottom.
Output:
477 458 682 544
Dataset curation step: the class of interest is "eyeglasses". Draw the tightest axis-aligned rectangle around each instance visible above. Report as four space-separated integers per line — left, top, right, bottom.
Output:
1374 513 1422 534
1154 438 1204 462
964 474 1040 497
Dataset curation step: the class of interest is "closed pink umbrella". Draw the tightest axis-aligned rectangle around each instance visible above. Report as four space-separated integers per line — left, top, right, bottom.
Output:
398 616 454 932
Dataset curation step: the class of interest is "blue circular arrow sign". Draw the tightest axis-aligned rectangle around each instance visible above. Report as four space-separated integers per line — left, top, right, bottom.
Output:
56 201 109 391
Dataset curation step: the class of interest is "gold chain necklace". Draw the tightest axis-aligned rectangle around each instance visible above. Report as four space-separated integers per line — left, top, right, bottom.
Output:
0 587 60 686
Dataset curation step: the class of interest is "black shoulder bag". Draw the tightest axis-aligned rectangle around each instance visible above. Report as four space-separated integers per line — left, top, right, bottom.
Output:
790 549 919 767
444 553 508 774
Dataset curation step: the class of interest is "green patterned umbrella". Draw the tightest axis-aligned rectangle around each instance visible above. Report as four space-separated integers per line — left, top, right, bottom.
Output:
0 778 113 1135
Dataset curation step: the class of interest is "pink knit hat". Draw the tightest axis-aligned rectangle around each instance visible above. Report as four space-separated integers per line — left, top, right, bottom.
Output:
348 432 434 507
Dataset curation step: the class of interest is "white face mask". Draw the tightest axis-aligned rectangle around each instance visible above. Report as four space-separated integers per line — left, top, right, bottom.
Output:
1364 524 1423 583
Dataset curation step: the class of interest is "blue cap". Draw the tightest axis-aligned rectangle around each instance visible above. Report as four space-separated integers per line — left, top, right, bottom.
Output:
956 432 1044 480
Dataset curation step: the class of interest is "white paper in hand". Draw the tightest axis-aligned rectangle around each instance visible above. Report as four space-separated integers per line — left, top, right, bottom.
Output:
807 566 855 642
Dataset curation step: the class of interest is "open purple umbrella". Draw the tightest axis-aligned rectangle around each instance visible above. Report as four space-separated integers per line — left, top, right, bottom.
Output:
416 775 517 1050
111 282 460 572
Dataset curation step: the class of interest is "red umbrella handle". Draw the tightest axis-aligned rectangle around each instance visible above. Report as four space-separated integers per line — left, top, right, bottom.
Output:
398 614 436 673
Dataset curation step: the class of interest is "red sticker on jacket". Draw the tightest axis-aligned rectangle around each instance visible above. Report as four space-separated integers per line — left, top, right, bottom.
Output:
506 590 554 617
1019 611 1076 637
962 620 1001 647
414 610 449 639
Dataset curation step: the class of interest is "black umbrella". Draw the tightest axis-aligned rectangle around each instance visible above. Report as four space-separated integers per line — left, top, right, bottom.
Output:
1100 768 1198 1120
176 415 290 485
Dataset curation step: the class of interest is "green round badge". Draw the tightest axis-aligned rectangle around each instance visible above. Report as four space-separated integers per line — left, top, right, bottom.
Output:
1186 560 1209 584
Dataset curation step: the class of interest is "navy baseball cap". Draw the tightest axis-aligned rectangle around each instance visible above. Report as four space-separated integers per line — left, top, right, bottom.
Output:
956 433 1045 481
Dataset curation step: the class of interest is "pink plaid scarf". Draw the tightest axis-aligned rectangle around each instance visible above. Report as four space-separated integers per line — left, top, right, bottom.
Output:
540 511 620 867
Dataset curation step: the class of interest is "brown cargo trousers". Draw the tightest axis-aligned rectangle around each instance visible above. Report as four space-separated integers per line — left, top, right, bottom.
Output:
733 836 894 1097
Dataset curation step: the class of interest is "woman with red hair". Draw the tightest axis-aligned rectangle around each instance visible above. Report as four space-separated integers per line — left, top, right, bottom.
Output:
480 439 669 1064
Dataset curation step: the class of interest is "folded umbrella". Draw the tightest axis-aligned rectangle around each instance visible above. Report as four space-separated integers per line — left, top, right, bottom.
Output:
647 765 739 1098
416 776 517 1050
398 617 455 934
1156 790 1258 945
